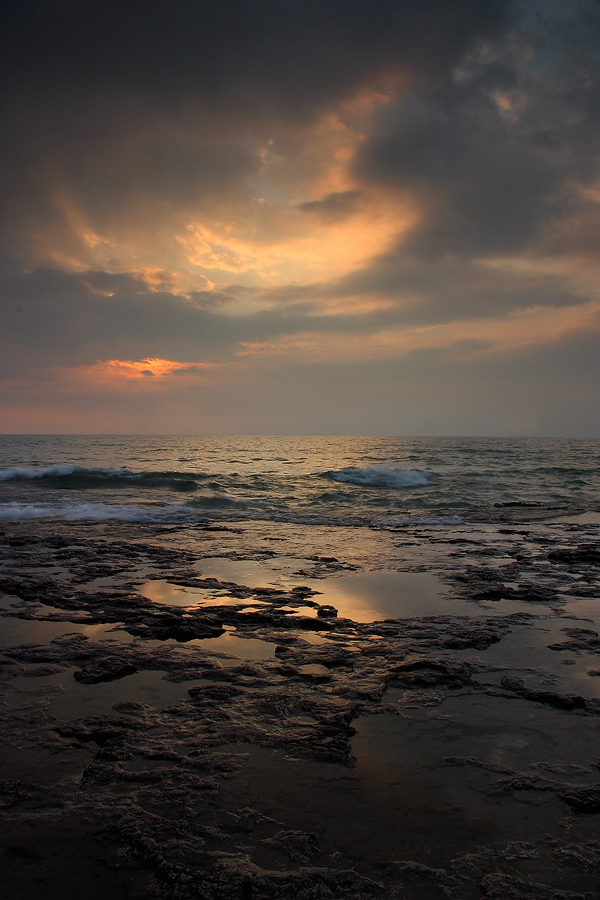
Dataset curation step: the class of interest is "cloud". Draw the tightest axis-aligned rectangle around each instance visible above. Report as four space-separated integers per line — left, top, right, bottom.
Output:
300 190 363 222
3 311 599 436
354 3 600 260
0 1 511 272
2 1 511 107
1 0 600 434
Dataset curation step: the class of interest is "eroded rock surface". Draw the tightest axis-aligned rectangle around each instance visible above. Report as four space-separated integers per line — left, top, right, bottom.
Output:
2 518 600 899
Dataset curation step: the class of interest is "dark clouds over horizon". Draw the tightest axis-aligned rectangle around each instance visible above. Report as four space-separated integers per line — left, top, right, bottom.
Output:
1 0 599 435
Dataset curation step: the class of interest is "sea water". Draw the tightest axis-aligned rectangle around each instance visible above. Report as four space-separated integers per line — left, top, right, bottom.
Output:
2 435 600 895
1 434 599 526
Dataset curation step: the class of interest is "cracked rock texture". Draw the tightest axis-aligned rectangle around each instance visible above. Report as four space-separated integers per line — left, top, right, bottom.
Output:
1 518 600 899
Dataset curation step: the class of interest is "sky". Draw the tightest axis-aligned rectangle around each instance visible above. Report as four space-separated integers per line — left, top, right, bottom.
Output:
1 0 600 436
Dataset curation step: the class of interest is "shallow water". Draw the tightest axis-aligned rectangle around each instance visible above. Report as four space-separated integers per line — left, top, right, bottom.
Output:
2 434 599 527
1 455 600 899
0 617 132 647
4 668 195 719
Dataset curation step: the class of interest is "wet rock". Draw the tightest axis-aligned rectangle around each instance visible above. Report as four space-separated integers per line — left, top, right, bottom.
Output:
480 872 596 899
222 808 281 834
499 675 588 711
558 785 600 814
0 659 25 678
549 629 600 655
442 756 518 776
262 829 320 863
20 664 68 677
509 585 559 603
2 518 600 899
0 779 46 809
202 853 386 900
389 657 473 689
470 587 506 601
500 841 540 861
392 860 458 888
74 662 137 684
112 701 152 715
449 848 495 879
317 605 338 618
548 544 600 565
552 844 600 871
497 770 600 815
368 615 512 651
188 684 244 703
56 714 145 748
143 612 225 642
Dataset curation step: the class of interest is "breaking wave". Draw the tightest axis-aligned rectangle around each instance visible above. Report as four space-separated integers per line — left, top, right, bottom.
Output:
0 502 177 523
0 465 200 492
325 465 430 488
0 501 463 528
186 493 262 510
0 501 311 525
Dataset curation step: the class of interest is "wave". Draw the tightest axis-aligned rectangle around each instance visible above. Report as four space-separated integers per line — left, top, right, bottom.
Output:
0 490 263 522
0 501 463 528
186 493 263 510
0 502 177 523
325 464 430 488
0 465 200 492
0 500 317 525
384 514 463 526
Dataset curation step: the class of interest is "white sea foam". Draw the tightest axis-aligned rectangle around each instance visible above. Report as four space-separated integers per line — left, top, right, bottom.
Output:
186 492 263 509
0 464 135 481
327 464 430 487
0 500 361 527
0 498 252 522
0 500 465 530
0 502 172 522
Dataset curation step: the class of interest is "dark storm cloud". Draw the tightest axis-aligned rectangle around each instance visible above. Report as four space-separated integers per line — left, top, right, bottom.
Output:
0 0 513 278
354 0 600 259
2 0 600 439
330 254 588 326
2 1 510 111
262 251 590 329
2 258 590 384
300 190 363 223
356 94 557 255
2 1 598 276
0 267 363 374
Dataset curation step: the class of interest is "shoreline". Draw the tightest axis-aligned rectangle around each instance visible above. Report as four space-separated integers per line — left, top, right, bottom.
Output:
1 515 600 899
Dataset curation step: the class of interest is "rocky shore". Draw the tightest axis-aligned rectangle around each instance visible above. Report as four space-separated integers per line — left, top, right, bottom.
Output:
1 514 600 899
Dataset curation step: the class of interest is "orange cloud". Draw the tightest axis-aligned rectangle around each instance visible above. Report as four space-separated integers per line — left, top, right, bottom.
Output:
23 358 221 394
90 358 217 379
235 299 600 364
178 190 416 289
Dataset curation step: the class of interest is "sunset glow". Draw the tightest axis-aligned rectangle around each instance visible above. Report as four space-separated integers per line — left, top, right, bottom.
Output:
2 0 599 435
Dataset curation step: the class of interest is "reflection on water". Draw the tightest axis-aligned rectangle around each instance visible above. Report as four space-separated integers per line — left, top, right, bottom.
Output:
196 557 309 589
349 693 600 864
143 566 457 624
140 579 222 606
0 616 132 647
186 630 277 659
140 579 273 607
313 571 444 622
5 668 195 720
193 558 453 622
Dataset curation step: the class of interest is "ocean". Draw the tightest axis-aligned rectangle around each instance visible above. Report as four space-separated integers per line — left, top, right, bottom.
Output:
2 434 599 527
2 435 600 898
